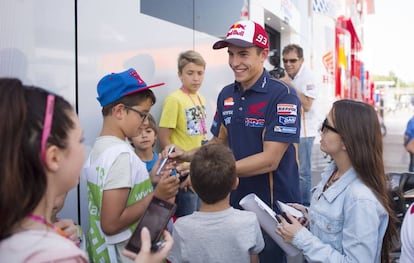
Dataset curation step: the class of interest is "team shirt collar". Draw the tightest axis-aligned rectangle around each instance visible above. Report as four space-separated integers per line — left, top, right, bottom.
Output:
233 69 270 93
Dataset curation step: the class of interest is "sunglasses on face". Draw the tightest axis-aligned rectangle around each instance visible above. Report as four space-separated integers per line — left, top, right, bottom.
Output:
320 118 339 134
282 58 299 64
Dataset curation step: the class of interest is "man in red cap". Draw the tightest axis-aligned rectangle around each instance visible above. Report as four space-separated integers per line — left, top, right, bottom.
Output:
172 20 302 263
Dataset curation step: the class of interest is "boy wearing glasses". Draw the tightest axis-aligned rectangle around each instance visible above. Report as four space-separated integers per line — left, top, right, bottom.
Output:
282 44 319 207
84 68 179 263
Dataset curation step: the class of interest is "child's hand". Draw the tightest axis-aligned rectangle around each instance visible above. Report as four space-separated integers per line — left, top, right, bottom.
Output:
175 163 190 177
154 170 179 200
54 219 80 246
123 227 173 263
149 154 169 185
175 163 191 189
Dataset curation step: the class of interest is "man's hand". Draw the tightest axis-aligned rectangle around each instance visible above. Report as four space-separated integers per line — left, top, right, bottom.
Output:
163 144 192 163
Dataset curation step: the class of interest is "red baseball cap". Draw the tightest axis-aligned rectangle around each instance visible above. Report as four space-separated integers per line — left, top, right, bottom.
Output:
213 20 269 50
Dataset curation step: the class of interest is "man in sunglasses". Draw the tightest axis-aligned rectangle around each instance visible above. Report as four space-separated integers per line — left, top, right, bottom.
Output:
282 44 319 207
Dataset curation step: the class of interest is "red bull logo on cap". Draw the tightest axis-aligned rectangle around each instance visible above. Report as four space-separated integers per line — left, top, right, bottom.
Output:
230 23 246 30
227 23 246 37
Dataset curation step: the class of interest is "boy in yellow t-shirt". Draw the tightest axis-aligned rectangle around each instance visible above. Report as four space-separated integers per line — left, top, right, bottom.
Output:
158 50 207 217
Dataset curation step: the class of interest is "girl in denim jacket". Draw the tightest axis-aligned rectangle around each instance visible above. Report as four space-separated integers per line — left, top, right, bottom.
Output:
276 99 397 263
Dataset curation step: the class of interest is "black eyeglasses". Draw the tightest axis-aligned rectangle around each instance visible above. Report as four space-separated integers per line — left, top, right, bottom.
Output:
320 118 339 134
124 105 148 122
282 58 299 64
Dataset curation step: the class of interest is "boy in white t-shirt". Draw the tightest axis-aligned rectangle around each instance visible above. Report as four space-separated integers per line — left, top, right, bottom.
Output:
84 68 179 262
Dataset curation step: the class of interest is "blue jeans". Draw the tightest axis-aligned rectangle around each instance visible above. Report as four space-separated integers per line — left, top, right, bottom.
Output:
410 153 414 172
174 188 200 217
298 137 315 207
259 229 286 263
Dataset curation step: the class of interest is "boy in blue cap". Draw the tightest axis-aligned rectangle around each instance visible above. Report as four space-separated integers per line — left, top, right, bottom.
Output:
84 68 179 263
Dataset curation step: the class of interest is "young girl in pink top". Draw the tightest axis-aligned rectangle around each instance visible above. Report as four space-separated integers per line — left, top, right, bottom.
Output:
0 78 173 263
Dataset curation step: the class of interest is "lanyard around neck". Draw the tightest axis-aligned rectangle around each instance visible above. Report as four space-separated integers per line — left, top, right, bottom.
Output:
180 87 204 107
27 213 71 240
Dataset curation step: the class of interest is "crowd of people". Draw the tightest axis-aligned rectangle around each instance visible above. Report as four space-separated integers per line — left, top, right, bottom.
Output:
0 19 412 263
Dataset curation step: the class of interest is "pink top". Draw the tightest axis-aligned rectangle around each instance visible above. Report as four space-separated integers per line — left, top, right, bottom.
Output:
0 230 88 262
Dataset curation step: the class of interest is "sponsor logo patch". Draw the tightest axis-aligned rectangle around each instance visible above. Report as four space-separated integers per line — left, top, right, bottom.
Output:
274 126 297 134
306 84 315 91
222 110 233 116
245 118 265 127
277 104 297 115
279 116 296 125
224 97 234 108
224 117 231 125
247 101 266 117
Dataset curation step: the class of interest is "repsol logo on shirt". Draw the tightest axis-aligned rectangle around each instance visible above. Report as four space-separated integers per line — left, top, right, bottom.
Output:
277 104 297 116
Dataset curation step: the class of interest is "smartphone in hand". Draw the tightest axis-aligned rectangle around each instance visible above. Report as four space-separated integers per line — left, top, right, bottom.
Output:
155 146 175 175
276 201 303 218
275 200 304 224
178 172 189 183
125 197 176 254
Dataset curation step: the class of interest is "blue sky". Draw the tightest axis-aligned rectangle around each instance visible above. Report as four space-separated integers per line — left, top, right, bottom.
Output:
364 1 414 82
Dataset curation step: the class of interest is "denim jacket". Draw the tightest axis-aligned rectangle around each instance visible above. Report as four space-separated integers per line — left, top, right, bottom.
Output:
292 163 389 262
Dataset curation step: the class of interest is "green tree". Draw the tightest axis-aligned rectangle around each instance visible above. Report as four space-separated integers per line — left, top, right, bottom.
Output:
373 71 409 87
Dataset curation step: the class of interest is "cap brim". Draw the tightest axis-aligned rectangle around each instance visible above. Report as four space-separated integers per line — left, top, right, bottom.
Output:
146 82 165 89
213 39 255 49
124 82 165 96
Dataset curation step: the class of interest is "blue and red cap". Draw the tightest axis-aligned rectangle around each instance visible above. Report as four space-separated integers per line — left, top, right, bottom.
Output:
97 68 164 107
